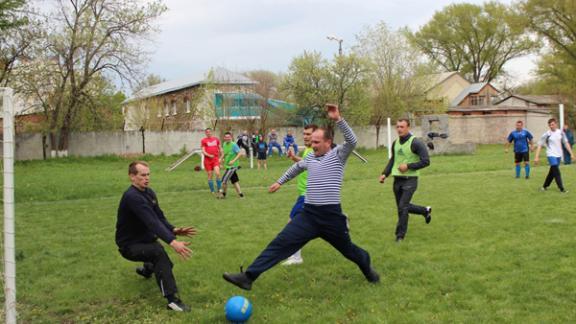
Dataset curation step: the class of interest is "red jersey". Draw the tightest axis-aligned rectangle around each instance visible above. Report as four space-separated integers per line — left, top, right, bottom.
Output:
201 137 220 157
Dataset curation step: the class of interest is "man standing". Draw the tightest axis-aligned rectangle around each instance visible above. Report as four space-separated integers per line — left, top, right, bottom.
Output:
534 118 575 193
201 128 222 196
223 104 379 290
267 129 283 156
256 136 268 170
379 119 431 242
282 124 317 266
237 130 251 156
562 123 574 165
220 132 244 198
116 161 197 312
505 120 534 179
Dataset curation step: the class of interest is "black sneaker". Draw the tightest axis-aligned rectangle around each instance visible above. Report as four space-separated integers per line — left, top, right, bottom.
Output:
425 206 432 224
365 267 380 283
136 266 153 279
223 267 253 291
239 193 244 198
167 299 191 312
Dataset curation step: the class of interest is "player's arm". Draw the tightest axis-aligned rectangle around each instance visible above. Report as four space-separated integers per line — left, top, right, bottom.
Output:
406 138 430 171
128 194 176 244
201 144 213 158
326 104 357 162
527 131 534 152
380 142 395 183
228 146 242 165
287 149 302 162
269 160 307 193
505 133 513 153
534 133 546 165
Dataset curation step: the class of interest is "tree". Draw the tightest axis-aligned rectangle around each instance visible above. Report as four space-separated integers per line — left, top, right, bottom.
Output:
244 70 278 132
356 22 434 147
0 0 27 31
407 2 535 83
17 0 166 153
281 51 369 125
133 73 165 93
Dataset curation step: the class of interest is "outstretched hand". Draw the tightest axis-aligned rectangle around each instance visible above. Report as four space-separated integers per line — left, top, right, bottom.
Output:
174 226 197 238
170 240 192 260
325 103 342 122
379 175 386 183
269 182 281 193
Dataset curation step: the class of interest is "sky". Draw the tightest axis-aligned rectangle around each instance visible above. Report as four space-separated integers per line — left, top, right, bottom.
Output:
144 0 536 87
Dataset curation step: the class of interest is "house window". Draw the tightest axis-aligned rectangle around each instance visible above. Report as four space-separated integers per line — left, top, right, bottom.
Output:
470 95 485 106
172 101 177 115
185 99 191 113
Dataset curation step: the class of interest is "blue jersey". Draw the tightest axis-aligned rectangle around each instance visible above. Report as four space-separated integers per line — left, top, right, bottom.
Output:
507 129 533 153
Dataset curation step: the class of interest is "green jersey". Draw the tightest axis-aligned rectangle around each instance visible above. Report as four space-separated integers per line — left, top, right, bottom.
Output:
223 141 240 169
391 136 420 177
296 147 314 195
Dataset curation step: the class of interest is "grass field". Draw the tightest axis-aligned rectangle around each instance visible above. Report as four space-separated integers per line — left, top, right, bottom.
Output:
5 145 576 323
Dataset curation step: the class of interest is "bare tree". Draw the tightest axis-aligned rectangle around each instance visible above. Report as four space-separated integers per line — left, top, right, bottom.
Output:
18 0 166 153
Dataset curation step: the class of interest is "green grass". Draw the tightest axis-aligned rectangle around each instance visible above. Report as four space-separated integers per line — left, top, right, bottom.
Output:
5 145 576 323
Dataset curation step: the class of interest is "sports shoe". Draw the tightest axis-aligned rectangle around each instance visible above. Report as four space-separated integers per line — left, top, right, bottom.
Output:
425 206 432 224
223 267 253 291
282 257 303 266
239 193 245 198
540 187 548 192
560 189 569 194
365 267 380 283
166 299 191 312
136 265 153 279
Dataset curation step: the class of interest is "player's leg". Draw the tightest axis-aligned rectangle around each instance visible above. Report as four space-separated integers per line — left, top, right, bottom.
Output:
551 157 565 191
206 168 215 193
395 178 418 240
220 168 233 197
230 171 243 197
283 196 306 265
403 178 431 223
214 165 222 192
514 153 522 178
524 153 531 179
316 206 378 283
120 242 184 309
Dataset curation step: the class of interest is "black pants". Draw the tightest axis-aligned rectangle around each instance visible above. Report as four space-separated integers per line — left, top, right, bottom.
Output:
543 165 564 191
119 241 178 297
246 204 372 280
393 177 427 239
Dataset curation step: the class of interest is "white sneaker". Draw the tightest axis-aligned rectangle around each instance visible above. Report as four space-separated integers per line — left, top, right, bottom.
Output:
282 257 303 266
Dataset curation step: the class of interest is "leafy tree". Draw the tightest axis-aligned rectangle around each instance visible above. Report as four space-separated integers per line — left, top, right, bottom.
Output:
407 2 535 82
356 22 435 147
0 0 27 31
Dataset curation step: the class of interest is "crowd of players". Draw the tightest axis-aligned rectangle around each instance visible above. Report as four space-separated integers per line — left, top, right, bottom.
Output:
115 105 575 312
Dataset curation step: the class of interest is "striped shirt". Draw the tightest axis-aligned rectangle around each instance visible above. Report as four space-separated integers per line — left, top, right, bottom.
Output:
277 119 357 205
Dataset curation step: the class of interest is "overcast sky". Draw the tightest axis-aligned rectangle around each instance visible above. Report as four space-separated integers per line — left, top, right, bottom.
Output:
145 0 535 86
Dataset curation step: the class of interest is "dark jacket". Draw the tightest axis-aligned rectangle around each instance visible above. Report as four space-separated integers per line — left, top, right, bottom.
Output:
115 186 176 249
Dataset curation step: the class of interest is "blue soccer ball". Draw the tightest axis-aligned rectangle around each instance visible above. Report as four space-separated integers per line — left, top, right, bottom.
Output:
225 295 252 323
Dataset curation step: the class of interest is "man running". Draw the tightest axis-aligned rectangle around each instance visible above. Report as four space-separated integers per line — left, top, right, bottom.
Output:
379 119 431 242
116 161 197 312
223 104 379 290
282 124 317 266
201 128 222 196
220 131 244 198
505 120 534 179
534 118 575 193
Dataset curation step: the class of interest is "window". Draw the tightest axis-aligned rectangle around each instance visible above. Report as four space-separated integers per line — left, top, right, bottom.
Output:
185 99 191 113
172 101 177 115
470 95 485 106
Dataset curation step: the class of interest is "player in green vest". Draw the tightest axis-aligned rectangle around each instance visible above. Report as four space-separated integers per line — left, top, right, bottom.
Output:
219 132 244 199
379 119 431 242
282 124 318 265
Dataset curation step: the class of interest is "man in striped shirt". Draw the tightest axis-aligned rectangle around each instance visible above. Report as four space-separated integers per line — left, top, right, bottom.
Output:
223 104 379 290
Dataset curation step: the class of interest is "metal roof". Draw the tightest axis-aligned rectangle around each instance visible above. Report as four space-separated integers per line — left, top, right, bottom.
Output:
123 67 258 104
450 82 489 107
494 94 563 106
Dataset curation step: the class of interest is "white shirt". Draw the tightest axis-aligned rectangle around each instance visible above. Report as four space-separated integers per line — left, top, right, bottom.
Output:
539 129 568 158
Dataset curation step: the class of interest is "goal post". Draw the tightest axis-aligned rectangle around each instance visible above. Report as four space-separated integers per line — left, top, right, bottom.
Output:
1 87 16 324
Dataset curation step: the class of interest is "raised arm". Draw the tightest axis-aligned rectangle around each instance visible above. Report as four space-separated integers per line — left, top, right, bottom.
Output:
324 104 357 162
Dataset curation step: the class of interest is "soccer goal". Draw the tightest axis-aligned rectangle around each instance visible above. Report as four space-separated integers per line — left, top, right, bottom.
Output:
1 87 16 324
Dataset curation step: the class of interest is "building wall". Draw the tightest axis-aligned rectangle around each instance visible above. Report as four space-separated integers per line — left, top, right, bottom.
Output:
448 112 551 144
458 84 499 107
428 74 471 104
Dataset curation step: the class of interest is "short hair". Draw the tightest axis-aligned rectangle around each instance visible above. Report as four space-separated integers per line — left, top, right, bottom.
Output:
516 120 524 124
548 118 557 125
397 118 410 126
205 128 212 131
315 127 334 142
129 161 148 175
304 124 319 131
224 131 232 136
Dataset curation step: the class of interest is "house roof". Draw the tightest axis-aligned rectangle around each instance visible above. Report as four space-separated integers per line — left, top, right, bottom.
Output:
448 105 551 114
494 94 563 106
123 67 257 104
422 71 459 91
450 82 492 107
